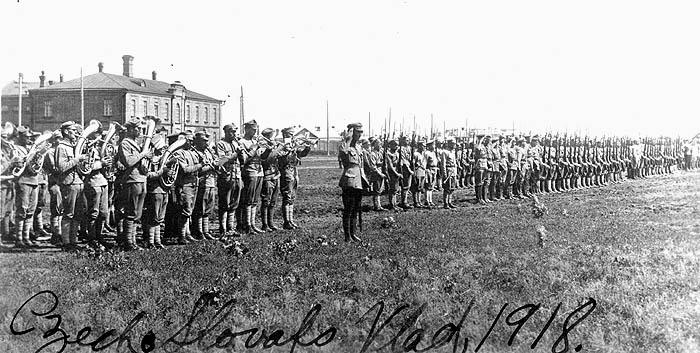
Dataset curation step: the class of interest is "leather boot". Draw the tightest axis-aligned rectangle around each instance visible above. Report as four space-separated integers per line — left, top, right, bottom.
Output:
15 220 26 247
50 216 62 245
266 206 278 231
235 207 244 232
342 211 351 242
349 210 361 242
482 184 490 203
22 220 36 247
282 205 294 230
250 206 263 233
177 215 190 245
260 207 271 232
202 216 215 240
184 217 198 242
288 205 300 228
192 217 204 240
34 211 51 239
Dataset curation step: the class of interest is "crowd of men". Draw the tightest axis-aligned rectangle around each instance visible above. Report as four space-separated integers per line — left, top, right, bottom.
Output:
337 122 699 241
0 118 312 251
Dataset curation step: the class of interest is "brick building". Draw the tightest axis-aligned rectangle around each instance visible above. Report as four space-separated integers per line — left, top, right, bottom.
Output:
1 78 39 127
27 55 223 139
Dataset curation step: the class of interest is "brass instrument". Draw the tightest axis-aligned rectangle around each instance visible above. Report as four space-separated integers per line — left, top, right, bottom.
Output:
75 120 103 175
101 122 125 178
158 135 186 188
140 116 160 171
12 130 61 178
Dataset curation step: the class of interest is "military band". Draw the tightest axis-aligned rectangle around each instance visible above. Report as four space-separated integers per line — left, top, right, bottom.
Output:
0 117 697 250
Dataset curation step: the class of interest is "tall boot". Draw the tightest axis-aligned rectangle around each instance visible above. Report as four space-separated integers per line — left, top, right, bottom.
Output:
33 210 50 239
475 185 484 204
235 207 244 232
267 206 278 231
342 210 351 242
388 194 397 210
482 184 490 204
86 219 99 248
349 210 361 242
177 215 190 245
201 216 215 240
184 217 198 242
124 219 137 250
260 207 270 232
15 220 26 247
61 218 71 249
192 217 204 239
50 216 62 245
70 220 81 247
288 205 300 228
218 210 228 236
283 204 294 230
22 220 35 247
116 218 125 248
250 206 263 233
154 225 165 249
442 192 449 209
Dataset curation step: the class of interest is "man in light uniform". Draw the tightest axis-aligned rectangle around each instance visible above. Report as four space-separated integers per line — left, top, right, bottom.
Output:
216 124 243 236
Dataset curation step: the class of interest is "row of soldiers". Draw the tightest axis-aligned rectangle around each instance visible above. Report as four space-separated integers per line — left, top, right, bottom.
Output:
0 118 311 251
338 123 696 241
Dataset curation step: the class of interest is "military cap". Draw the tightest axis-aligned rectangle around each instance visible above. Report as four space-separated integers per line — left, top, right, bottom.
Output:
60 121 78 130
183 130 195 140
223 124 237 132
505 135 514 141
195 130 210 140
347 122 363 131
531 135 540 140
426 139 434 145
261 128 276 137
281 126 296 136
124 117 142 129
516 136 525 143
445 137 455 143
399 135 408 141
243 119 258 128
15 126 33 137
387 139 398 146
416 140 425 146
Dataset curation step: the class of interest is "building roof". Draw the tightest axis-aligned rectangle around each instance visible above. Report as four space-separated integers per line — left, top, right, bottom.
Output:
2 81 41 96
29 72 221 103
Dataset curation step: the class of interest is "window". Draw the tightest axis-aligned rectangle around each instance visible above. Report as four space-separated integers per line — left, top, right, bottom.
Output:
195 106 200 123
103 99 113 116
154 103 159 118
43 101 53 117
131 99 136 117
212 107 217 125
185 104 191 122
204 107 209 123
143 100 148 116
174 103 181 123
164 102 169 121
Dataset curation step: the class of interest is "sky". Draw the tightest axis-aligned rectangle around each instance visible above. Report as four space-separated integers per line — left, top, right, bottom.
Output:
1 0 699 138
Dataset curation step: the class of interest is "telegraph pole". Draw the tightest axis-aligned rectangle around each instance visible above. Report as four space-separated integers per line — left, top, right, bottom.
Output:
239 86 245 128
80 68 85 127
326 100 329 156
17 73 23 126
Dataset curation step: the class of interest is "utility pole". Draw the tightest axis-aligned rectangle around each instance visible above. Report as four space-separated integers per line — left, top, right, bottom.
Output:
368 112 371 136
80 68 85 127
430 114 434 138
17 73 23 126
326 100 329 156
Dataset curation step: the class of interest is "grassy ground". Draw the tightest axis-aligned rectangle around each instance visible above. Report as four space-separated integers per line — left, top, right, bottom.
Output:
1 157 699 353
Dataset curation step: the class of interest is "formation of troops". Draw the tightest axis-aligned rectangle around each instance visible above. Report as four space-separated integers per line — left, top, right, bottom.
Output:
1 117 698 248
338 122 699 241
0 117 315 250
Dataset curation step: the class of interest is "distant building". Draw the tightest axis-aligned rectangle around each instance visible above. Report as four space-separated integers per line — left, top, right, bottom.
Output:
26 55 223 139
1 78 39 127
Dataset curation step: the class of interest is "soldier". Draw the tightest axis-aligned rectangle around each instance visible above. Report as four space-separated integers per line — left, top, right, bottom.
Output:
367 137 386 211
384 139 401 210
338 123 366 242
43 133 63 245
423 140 438 208
10 127 41 247
143 133 173 249
410 140 427 208
173 131 204 244
504 136 519 199
397 136 414 209
55 121 87 250
277 126 311 229
192 131 218 240
117 117 153 251
474 135 491 205
33 133 52 242
238 120 272 233
527 135 543 194
516 137 532 198
216 124 243 237
259 128 282 232
83 130 112 251
440 137 458 208
488 136 503 201
1 125 17 246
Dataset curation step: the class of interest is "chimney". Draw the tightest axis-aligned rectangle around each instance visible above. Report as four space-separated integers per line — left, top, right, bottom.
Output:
48 80 54 86
152 71 157 81
39 71 46 88
122 55 134 77
59 74 64 82
98 62 104 73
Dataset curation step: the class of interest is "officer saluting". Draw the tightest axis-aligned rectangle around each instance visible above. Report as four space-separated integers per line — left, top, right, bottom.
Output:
338 123 367 242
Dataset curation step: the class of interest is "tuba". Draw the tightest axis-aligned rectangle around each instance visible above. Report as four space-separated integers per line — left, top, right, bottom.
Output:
12 130 62 178
75 120 103 175
100 122 125 178
158 135 186 188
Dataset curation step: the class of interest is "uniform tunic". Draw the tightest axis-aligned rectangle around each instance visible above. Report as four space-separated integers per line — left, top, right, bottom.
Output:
55 139 84 220
117 137 148 222
216 139 242 212
14 145 40 220
174 149 201 217
277 143 309 206
194 147 218 217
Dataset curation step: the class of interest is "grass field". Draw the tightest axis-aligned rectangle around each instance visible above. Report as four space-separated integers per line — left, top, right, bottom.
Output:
1 156 699 353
